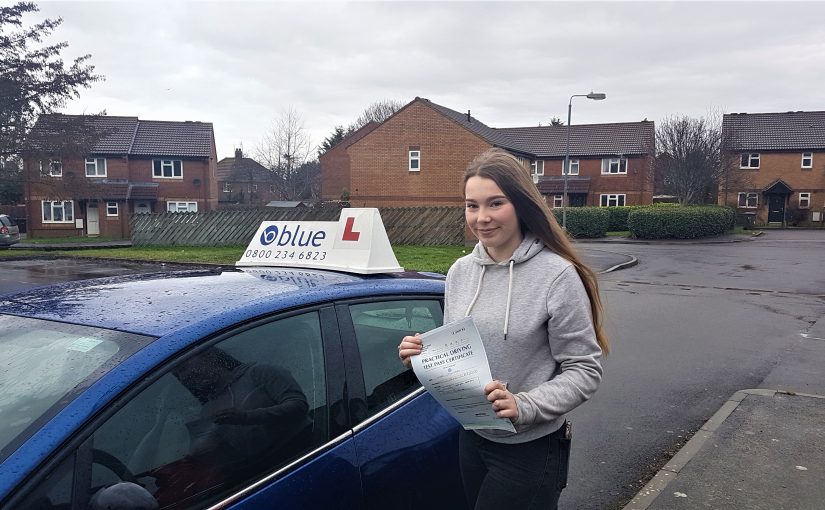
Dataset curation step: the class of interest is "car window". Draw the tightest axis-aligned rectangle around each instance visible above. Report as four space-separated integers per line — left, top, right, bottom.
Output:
0 216 10 227
349 300 442 416
19 311 328 510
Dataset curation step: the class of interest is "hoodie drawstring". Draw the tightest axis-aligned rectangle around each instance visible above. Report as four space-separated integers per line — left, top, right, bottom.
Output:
465 265 486 318
465 260 515 341
503 260 514 341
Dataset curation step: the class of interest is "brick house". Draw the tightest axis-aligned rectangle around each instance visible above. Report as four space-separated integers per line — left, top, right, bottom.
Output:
720 111 825 226
216 148 283 207
321 97 655 208
24 114 218 239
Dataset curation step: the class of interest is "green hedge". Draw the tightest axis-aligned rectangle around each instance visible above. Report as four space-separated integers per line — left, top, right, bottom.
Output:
603 206 648 231
627 206 735 239
552 207 609 238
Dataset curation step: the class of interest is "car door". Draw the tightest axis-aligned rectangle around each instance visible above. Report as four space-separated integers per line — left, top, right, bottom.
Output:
336 297 468 510
11 307 362 510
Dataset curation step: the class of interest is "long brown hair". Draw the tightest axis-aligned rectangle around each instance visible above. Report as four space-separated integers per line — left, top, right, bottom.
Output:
464 148 609 354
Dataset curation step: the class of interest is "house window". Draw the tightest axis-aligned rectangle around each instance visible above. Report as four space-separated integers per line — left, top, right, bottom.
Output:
801 153 813 169
153 159 183 178
553 195 563 208
223 182 232 193
106 202 119 216
564 159 579 175
42 200 74 223
600 194 626 207
737 192 758 208
251 184 258 192
601 158 627 174
740 153 760 169
39 159 62 177
530 160 544 176
167 201 198 213
799 192 811 209
409 150 420 172
269 184 276 193
85 158 107 177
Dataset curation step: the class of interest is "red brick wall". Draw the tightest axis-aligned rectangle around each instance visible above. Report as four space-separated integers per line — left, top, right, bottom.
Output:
320 142 351 202
347 101 493 207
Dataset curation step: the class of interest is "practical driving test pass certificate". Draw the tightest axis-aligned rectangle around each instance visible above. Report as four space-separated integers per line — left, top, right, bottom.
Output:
411 317 516 432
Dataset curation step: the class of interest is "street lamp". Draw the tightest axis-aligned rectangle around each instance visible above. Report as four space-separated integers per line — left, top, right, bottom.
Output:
562 91 606 230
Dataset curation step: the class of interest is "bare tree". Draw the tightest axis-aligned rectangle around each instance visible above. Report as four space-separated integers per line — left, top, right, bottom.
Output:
654 114 749 205
256 107 313 200
346 99 405 134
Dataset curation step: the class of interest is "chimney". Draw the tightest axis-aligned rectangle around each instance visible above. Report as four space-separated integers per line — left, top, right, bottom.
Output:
467 110 471 122
235 148 243 159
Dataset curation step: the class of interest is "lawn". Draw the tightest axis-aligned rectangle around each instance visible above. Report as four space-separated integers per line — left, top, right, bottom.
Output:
1 244 469 273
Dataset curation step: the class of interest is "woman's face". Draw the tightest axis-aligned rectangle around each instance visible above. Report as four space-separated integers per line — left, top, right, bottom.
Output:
464 176 523 262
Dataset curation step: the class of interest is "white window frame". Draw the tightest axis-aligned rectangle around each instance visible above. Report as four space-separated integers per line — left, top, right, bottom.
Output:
737 192 759 208
41 200 74 223
600 194 626 207
39 158 63 177
251 184 258 192
801 152 813 169
153 159 183 179
85 157 107 177
167 201 198 213
564 159 580 176
269 184 277 193
740 153 760 169
553 195 563 208
106 201 119 217
408 150 420 172
601 158 627 175
530 160 544 176
799 192 811 209
223 182 232 193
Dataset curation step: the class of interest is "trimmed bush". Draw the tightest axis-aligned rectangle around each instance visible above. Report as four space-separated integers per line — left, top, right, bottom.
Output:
604 206 646 232
627 206 735 239
552 207 610 238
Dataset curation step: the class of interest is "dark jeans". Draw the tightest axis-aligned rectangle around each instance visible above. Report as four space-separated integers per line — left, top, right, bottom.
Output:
459 423 571 510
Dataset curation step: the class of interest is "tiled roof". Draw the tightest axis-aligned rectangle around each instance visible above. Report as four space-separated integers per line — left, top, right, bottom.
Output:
537 177 591 194
722 111 825 151
25 115 138 155
216 154 272 182
498 122 655 158
421 99 527 154
26 114 213 157
73 180 159 200
131 120 213 157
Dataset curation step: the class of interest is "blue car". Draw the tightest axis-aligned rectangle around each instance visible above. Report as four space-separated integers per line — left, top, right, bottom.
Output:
0 210 467 510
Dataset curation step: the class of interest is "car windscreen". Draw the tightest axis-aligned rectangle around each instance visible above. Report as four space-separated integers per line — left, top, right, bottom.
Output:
0 314 155 462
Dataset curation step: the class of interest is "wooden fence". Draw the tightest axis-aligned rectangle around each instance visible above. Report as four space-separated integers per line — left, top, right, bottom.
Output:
130 207 465 246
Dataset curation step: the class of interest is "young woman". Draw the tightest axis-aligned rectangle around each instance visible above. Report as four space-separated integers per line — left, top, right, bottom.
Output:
399 148 607 509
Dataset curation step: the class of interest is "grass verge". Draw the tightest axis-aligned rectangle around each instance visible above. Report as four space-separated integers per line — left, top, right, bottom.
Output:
1 244 469 273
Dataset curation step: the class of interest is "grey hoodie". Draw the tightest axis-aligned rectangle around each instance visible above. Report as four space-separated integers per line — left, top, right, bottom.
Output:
444 233 603 444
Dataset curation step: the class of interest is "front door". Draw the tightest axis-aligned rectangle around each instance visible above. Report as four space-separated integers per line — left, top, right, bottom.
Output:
767 194 785 223
86 202 99 236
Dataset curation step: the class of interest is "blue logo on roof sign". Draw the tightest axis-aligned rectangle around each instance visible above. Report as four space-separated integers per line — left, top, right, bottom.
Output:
260 224 326 247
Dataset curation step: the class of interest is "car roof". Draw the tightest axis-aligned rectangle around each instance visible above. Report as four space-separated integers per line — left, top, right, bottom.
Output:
0 267 445 337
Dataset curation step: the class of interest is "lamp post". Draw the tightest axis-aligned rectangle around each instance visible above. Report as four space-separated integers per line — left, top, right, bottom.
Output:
562 91 606 229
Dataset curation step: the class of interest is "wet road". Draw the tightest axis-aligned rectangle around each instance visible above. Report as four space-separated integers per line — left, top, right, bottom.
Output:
561 230 825 509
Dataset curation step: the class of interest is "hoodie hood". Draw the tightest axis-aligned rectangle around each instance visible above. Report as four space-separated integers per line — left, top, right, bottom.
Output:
471 232 546 266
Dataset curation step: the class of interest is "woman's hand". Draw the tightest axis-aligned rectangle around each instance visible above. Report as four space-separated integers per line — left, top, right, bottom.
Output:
484 380 518 422
398 334 422 368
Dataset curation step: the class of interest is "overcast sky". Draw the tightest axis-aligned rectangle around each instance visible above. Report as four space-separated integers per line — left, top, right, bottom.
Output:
37 1 825 160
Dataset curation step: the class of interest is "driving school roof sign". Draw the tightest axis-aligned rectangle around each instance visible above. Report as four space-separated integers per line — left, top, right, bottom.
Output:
235 208 404 274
